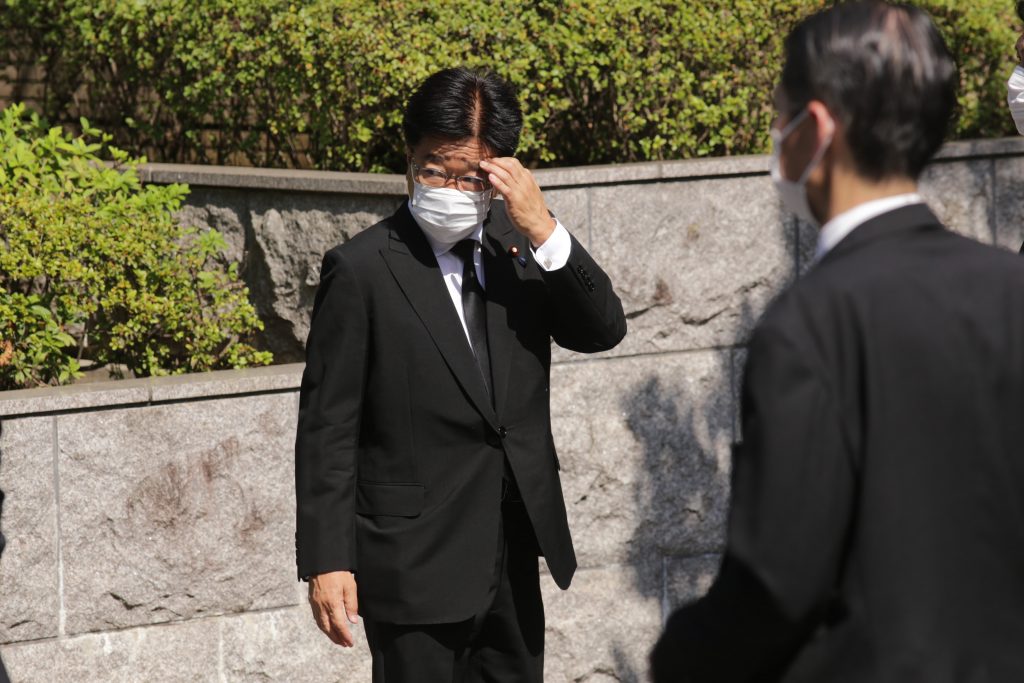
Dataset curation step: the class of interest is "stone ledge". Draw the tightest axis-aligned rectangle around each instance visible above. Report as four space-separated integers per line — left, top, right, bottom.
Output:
0 363 304 418
933 136 1024 162
139 163 408 196
138 137 1024 194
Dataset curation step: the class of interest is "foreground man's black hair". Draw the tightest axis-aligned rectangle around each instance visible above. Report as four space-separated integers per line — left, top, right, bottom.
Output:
780 1 958 181
1018 0 1024 23
403 67 523 157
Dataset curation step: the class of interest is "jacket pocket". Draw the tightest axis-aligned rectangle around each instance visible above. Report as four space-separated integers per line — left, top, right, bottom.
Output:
355 481 425 517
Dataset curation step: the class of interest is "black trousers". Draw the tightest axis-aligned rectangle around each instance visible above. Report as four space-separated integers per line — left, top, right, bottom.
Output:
0 652 9 683
364 501 545 683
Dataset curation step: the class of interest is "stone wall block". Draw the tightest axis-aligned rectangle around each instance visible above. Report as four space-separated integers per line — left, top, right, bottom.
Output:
221 606 372 681
2 617 219 682
0 417 58 643
246 192 403 362
919 159 994 245
58 393 299 635
175 187 250 266
543 188 590 248
543 565 662 683
585 178 796 359
551 351 734 575
994 156 1024 252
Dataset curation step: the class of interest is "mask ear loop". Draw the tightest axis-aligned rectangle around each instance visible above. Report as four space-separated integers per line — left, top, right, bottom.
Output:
797 111 836 184
771 108 836 184
772 108 811 143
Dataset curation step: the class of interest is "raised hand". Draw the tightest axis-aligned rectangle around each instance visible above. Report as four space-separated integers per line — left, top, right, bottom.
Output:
479 157 556 247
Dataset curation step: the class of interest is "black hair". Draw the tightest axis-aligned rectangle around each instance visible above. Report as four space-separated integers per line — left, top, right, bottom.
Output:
780 1 958 180
1017 0 1024 23
402 67 523 157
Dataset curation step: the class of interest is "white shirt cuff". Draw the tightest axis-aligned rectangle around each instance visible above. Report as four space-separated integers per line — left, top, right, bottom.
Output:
531 220 572 271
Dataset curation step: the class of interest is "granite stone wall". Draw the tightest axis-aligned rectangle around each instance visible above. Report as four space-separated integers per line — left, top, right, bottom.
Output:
1 138 1023 682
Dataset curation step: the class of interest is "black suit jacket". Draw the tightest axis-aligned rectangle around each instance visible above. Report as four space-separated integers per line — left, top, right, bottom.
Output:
295 203 626 624
652 204 1024 682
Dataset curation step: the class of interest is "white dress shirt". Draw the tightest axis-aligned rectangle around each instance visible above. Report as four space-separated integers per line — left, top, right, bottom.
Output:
410 201 573 349
1008 65 1024 135
814 193 925 262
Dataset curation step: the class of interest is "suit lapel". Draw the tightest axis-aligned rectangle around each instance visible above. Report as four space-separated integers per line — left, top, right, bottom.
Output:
380 204 498 429
481 207 521 418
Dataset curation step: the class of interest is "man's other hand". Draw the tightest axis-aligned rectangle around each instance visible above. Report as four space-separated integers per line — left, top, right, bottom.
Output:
308 570 359 647
479 157 556 248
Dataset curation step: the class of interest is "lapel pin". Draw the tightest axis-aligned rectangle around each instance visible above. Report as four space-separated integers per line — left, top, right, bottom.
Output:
517 256 528 267
508 245 520 257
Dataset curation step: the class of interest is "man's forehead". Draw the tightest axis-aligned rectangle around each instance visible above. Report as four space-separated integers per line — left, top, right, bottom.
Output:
417 137 488 162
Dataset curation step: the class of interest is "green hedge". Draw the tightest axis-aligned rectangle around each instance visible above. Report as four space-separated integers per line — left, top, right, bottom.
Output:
0 104 272 389
1 1 1019 173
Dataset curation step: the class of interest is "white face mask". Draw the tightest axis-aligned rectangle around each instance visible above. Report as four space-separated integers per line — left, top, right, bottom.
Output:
770 108 834 227
409 180 492 248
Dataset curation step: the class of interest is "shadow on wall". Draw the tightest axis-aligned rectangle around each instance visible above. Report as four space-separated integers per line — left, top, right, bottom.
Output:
611 207 801 681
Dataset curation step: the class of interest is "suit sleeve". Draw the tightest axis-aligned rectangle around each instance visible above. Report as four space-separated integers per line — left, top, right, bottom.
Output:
651 321 856 682
295 248 368 580
539 233 627 353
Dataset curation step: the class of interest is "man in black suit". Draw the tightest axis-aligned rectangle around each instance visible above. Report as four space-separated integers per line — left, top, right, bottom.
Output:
295 67 626 681
651 2 1024 681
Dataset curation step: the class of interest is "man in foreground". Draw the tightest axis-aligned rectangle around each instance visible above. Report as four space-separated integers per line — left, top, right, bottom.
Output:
651 2 1024 681
295 67 626 681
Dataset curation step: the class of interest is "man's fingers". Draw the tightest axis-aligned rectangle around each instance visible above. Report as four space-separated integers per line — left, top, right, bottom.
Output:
310 601 329 633
327 603 355 647
310 599 346 646
482 159 517 191
481 157 529 194
488 172 513 200
481 156 523 176
343 582 360 624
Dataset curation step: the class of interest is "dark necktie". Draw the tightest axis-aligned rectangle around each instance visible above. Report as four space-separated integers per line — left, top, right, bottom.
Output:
452 239 492 400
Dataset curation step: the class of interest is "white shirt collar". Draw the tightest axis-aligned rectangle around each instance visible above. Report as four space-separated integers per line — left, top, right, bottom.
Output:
814 193 925 262
407 199 485 258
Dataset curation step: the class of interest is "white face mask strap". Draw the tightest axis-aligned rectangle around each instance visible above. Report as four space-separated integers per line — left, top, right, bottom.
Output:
773 107 835 184
797 118 835 184
773 108 811 142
